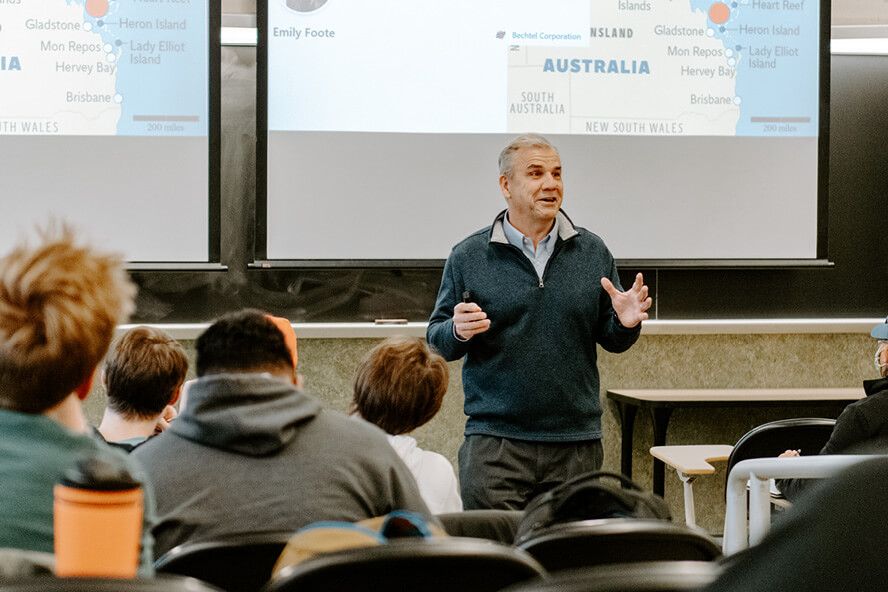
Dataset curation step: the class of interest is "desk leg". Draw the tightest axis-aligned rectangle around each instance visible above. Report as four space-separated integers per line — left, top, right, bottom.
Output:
649 407 674 497
615 402 638 482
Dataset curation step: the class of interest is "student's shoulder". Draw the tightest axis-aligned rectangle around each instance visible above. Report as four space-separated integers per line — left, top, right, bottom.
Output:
129 430 177 465
418 448 456 476
316 409 391 443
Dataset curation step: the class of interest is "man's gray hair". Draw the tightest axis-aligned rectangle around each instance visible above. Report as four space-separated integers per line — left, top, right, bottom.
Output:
498 133 558 177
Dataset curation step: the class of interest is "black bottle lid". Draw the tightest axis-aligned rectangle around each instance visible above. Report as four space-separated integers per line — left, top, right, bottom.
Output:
60 453 141 491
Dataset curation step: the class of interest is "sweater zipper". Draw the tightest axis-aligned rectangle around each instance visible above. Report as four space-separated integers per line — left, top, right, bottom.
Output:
502 243 543 288
539 240 567 289
500 237 569 290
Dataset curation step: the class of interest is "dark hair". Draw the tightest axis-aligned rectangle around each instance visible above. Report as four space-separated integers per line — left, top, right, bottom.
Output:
103 326 188 419
350 336 449 435
196 309 295 377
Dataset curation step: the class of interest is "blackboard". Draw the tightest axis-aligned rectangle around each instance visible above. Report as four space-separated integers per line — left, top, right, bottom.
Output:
127 49 888 324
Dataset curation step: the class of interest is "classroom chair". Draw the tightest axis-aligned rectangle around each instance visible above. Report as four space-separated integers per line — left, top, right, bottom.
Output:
652 417 836 529
649 444 734 527
154 531 294 592
435 509 524 543
499 561 723 592
724 417 837 492
262 537 546 592
514 518 721 573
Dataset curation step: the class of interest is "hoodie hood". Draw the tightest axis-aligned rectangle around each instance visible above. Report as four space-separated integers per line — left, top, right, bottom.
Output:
864 377 888 397
170 373 321 456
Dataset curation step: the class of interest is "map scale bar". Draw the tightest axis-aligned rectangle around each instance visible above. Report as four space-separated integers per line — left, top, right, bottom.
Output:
749 117 812 123
132 115 200 122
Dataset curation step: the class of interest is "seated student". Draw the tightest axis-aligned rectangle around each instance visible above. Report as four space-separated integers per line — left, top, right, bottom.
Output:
351 336 463 514
98 326 189 449
0 227 155 572
776 317 888 501
133 309 432 558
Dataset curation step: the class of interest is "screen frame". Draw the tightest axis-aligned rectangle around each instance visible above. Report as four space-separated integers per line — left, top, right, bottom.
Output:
254 0 831 269
126 0 223 269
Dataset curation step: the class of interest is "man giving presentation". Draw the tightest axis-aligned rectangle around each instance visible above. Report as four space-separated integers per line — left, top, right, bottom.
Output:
427 133 650 510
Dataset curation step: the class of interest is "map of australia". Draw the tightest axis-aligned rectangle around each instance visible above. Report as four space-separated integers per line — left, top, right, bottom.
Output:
0 0 207 136
507 0 819 137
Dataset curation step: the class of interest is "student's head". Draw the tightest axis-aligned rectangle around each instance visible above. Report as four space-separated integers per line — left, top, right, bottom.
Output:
196 309 296 380
350 336 449 435
103 326 188 420
0 227 136 413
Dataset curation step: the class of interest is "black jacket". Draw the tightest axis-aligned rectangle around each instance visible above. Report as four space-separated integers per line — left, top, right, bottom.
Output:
777 377 888 501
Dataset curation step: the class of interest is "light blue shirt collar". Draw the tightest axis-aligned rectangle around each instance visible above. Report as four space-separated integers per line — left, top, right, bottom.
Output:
503 213 558 280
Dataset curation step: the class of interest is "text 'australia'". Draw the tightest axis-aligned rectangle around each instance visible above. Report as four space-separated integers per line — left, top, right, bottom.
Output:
543 58 650 74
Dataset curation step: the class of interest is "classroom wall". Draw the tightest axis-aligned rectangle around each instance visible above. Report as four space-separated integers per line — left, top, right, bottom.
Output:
83 329 876 535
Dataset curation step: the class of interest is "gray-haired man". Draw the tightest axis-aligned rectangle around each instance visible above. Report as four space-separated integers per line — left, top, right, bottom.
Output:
428 133 650 510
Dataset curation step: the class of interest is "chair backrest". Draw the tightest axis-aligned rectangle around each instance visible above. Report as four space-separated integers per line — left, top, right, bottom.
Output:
725 417 837 490
154 531 294 592
0 549 54 579
0 574 224 592
263 537 546 592
514 519 722 573
436 510 524 544
499 561 723 592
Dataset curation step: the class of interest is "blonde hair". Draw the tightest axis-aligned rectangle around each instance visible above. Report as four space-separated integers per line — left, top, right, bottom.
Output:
0 226 136 413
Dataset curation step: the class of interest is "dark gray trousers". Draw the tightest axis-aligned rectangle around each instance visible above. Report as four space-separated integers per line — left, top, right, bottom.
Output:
458 434 604 511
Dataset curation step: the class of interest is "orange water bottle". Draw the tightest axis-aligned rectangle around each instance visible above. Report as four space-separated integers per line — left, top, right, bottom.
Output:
53 455 143 577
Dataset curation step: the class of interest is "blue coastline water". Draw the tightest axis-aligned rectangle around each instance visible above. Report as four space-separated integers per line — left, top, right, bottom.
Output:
69 0 208 136
688 0 819 137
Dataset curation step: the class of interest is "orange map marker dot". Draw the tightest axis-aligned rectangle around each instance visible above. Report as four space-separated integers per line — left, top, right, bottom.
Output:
709 2 730 24
86 0 109 18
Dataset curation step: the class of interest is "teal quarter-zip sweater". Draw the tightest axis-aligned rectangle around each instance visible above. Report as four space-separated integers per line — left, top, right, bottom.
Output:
0 410 156 574
427 210 641 441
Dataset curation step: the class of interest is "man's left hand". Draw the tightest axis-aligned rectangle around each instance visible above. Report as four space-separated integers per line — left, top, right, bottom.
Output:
601 272 651 328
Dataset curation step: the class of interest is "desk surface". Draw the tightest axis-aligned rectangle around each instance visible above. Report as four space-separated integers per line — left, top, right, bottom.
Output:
606 387 864 406
649 445 735 475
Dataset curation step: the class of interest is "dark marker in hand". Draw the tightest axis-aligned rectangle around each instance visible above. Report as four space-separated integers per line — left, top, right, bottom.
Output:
462 291 472 304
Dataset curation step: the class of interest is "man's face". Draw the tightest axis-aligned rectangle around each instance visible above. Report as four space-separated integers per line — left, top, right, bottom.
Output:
878 340 888 377
499 146 563 234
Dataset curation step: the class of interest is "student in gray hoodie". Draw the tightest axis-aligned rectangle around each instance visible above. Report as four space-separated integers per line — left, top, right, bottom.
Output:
134 309 432 558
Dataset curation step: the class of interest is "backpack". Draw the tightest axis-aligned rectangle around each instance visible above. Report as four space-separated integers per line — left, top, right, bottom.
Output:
514 470 671 545
271 511 446 577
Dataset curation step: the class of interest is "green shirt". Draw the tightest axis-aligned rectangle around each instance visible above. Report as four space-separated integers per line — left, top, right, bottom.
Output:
0 410 155 574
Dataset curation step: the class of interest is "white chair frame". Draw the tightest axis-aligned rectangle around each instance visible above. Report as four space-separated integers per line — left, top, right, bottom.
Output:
722 454 875 555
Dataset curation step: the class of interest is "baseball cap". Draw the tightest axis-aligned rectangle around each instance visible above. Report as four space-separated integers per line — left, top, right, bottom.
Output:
872 316 888 340
266 314 298 367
